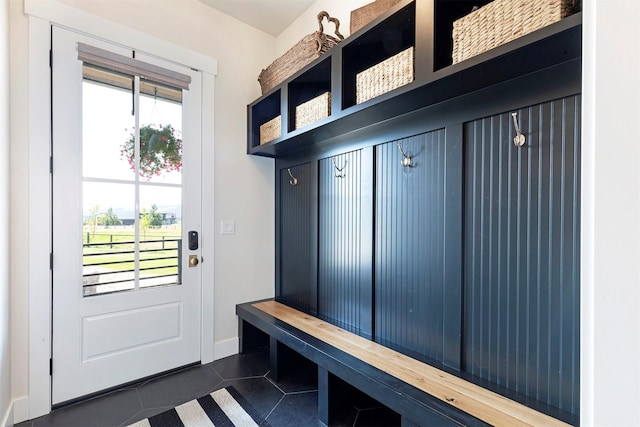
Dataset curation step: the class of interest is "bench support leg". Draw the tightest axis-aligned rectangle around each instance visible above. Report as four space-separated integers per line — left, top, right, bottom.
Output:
269 336 281 381
238 317 245 354
238 318 268 354
318 366 329 427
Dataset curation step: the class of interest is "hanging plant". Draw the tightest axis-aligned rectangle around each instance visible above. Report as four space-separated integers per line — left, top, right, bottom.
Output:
121 124 182 180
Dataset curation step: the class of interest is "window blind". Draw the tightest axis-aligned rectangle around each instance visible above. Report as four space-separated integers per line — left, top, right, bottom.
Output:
77 42 191 90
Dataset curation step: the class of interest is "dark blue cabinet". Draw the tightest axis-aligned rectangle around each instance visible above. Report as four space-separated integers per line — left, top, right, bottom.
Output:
273 92 580 425
267 1 581 423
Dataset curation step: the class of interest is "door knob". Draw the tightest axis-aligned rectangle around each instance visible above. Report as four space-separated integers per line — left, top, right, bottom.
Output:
188 255 199 267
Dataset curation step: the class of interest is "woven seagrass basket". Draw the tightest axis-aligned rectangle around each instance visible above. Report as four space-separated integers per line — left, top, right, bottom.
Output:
350 0 402 34
259 116 281 145
356 47 414 105
452 0 580 64
258 12 344 95
295 92 331 130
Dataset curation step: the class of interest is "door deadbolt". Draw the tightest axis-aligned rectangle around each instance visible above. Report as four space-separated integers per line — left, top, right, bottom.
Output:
189 255 199 267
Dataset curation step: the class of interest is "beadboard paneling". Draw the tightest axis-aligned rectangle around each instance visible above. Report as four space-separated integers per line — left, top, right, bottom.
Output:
374 129 449 362
278 162 316 313
462 96 581 415
318 151 363 334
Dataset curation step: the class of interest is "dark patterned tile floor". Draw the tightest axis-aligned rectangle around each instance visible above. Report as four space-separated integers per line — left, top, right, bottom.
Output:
15 347 400 427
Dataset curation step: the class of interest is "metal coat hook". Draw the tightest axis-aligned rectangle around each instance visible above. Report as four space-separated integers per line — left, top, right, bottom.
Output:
511 112 526 147
397 143 412 167
287 168 298 186
332 157 347 178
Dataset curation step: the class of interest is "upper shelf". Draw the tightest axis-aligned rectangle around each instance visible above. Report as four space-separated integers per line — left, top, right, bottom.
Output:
247 0 582 158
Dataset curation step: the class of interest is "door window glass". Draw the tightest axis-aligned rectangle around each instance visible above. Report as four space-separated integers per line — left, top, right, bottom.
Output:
82 65 184 296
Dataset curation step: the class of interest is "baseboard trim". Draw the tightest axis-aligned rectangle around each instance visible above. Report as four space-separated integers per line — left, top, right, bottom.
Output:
1 400 13 427
213 337 238 361
9 397 29 425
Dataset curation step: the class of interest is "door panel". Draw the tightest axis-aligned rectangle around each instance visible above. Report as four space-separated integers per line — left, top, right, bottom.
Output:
81 302 182 361
52 27 202 404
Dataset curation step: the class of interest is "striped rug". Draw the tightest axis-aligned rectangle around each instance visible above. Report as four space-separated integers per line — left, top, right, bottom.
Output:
128 386 270 427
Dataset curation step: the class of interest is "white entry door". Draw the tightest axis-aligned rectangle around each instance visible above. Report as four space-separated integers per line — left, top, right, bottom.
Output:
51 27 203 405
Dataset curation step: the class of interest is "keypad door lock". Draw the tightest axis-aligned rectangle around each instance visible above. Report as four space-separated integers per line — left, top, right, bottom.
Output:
188 231 198 250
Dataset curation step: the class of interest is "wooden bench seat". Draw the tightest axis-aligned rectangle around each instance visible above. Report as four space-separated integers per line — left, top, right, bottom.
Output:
237 300 572 427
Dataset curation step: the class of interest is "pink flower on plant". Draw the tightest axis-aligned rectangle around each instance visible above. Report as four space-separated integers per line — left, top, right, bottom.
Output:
121 124 182 180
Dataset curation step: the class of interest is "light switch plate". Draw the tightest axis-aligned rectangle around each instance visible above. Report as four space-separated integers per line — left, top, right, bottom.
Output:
221 220 235 235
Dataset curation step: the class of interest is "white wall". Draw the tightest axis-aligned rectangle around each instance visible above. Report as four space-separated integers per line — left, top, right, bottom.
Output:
1 0 11 424
8 0 31 421
274 0 370 56
582 0 640 425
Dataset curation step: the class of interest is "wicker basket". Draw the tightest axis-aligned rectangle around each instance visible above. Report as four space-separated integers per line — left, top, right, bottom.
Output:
350 0 402 34
259 116 281 145
296 92 331 130
258 12 344 95
452 0 580 64
356 47 414 105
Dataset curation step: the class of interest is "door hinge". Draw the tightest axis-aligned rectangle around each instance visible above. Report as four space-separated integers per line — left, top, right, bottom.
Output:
50 253 53 270
49 358 53 375
49 156 53 174
49 49 52 68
